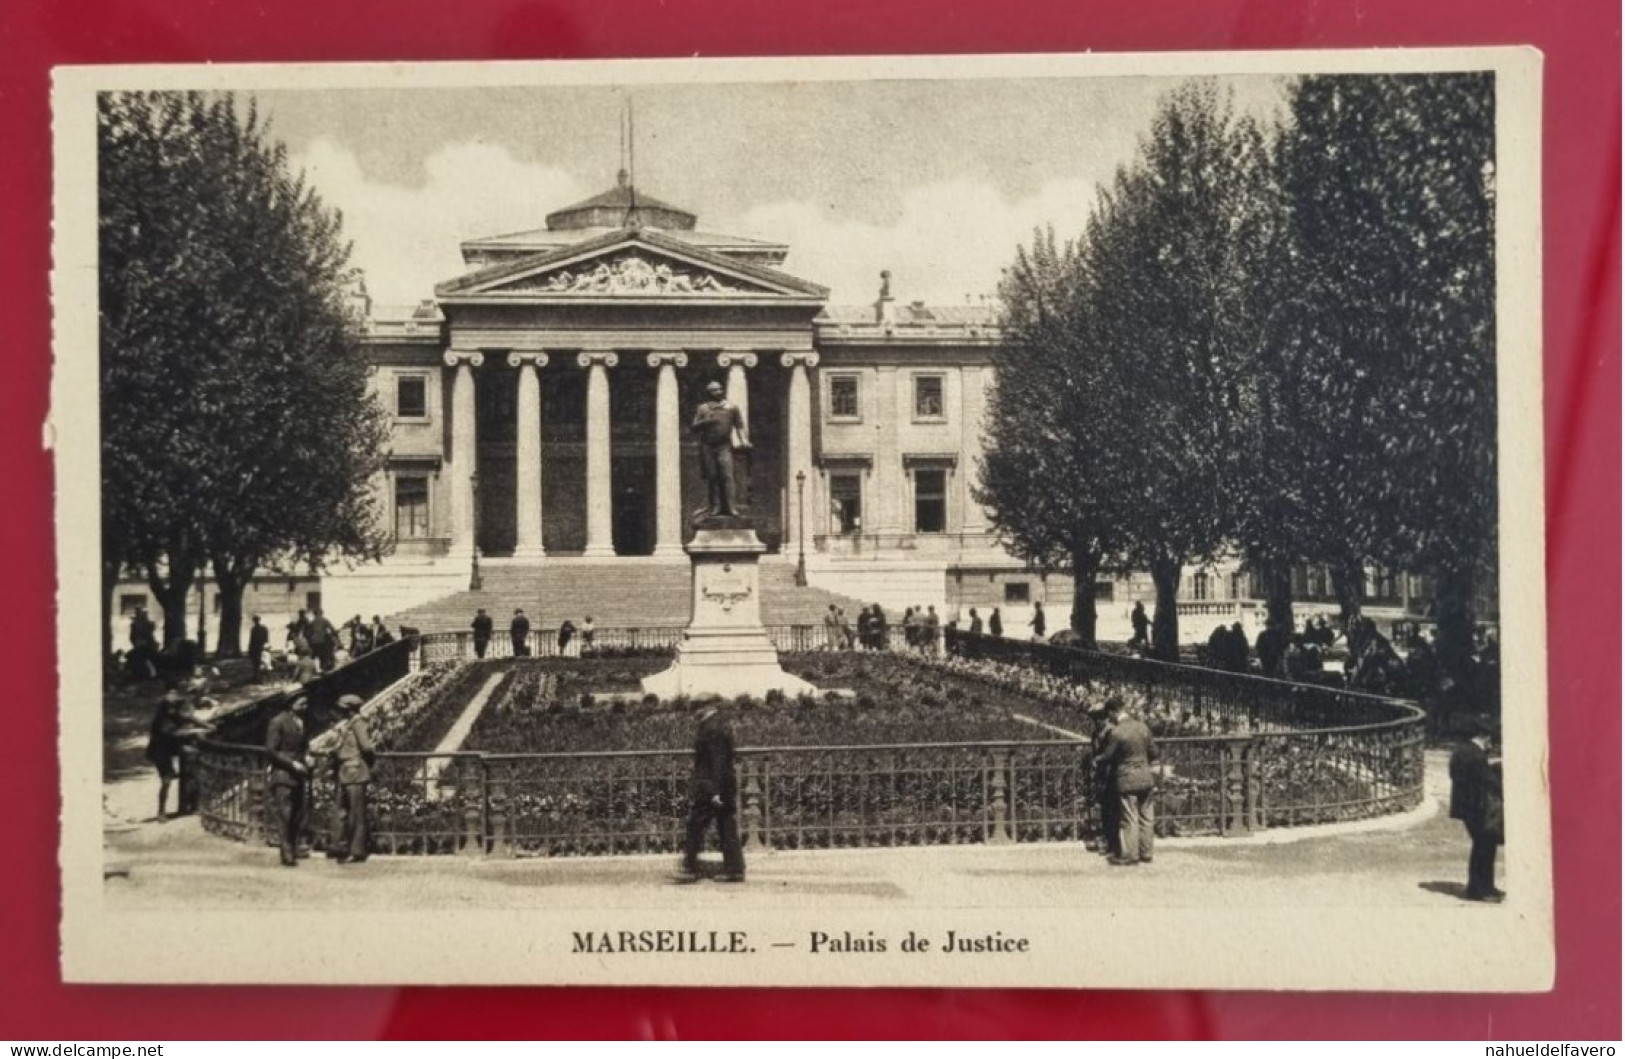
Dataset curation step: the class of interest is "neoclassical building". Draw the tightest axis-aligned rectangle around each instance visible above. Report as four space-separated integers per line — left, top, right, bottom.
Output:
106 173 1466 647
326 173 1041 625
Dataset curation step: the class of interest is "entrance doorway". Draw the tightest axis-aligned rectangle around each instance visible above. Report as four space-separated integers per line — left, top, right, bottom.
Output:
612 454 655 556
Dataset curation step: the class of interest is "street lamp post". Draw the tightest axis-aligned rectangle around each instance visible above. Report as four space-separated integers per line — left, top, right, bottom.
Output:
469 471 483 591
794 469 807 587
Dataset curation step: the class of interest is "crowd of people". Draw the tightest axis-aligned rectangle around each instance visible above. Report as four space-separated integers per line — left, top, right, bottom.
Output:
274 609 396 683
1194 611 1502 718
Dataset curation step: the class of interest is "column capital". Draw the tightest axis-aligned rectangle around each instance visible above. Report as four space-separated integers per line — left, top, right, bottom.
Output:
717 351 758 369
444 348 485 368
647 351 689 369
780 351 820 369
577 351 620 369
507 351 550 369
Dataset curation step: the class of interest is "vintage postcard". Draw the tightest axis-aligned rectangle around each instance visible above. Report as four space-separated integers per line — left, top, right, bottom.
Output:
55 48 1550 989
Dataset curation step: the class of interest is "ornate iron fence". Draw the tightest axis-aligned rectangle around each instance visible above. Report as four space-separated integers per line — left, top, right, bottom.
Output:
196 630 1425 857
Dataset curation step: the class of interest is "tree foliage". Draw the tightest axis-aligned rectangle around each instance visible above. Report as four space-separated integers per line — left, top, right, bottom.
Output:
1279 73 1497 679
979 227 1129 647
100 92 389 655
982 74 1499 681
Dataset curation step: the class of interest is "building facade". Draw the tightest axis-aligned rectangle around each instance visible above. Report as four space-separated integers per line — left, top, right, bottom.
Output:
327 174 1038 623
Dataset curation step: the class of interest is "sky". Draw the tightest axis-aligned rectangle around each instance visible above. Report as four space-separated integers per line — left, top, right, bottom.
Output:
253 75 1290 309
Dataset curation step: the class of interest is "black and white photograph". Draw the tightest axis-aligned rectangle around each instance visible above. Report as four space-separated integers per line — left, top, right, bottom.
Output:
55 50 1549 988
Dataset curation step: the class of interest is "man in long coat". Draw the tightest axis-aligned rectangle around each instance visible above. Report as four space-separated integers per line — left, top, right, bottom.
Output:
264 694 311 867
1099 696 1158 866
471 608 493 659
1449 717 1505 902
681 706 745 882
331 694 376 864
1087 700 1121 857
510 608 531 657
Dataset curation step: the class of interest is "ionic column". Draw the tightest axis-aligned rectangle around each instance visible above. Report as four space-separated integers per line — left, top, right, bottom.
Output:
444 349 484 558
781 351 819 534
509 351 550 559
649 351 689 558
578 351 619 558
718 352 756 435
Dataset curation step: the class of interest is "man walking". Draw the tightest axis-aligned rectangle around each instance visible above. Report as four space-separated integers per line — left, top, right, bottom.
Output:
1030 601 1047 642
1129 601 1150 650
247 615 270 682
471 608 493 659
1099 696 1157 866
264 694 311 867
680 705 745 882
331 694 376 864
1449 717 1505 902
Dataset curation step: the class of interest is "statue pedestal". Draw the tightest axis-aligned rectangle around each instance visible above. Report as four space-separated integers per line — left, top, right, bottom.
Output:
641 519 819 700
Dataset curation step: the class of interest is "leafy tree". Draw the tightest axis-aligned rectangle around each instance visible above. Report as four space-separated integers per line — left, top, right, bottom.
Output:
99 92 388 657
1081 82 1280 659
980 227 1127 648
1279 74 1498 682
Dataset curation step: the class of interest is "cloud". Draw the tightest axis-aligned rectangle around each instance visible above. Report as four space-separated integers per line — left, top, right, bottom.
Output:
294 138 586 307
737 176 1102 307
297 138 1106 312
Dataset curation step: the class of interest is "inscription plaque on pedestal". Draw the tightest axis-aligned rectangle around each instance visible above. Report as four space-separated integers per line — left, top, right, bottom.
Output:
641 517 819 699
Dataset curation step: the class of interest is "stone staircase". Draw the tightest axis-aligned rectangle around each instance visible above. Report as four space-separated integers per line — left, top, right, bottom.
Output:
388 560 871 633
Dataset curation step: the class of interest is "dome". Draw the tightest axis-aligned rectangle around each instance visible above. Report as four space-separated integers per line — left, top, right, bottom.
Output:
544 170 698 232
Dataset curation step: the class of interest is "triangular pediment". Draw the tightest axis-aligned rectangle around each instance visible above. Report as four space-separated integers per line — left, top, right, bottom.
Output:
436 229 827 302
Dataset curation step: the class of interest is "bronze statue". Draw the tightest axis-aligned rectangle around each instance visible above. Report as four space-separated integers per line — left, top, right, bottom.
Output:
692 380 749 518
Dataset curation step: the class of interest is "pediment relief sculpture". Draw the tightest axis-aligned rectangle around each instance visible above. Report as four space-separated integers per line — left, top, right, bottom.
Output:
509 252 749 295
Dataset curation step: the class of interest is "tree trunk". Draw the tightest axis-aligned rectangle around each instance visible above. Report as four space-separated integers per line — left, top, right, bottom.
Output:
1329 555 1365 630
211 554 254 658
147 559 196 649
1149 554 1183 662
1259 557 1295 631
1432 561 1478 701
1069 542 1101 650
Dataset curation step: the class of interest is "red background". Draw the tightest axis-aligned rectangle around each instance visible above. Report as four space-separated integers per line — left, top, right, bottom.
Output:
0 0 1617 1040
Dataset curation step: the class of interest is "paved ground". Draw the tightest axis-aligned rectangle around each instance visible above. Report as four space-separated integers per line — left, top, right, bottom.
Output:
103 749 1496 913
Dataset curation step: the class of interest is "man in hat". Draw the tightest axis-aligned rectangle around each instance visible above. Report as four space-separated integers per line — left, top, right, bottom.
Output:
680 705 745 882
691 380 748 518
264 694 311 867
1449 716 1505 902
1099 696 1158 866
331 693 376 864
471 608 493 659
247 614 270 682
1087 699 1121 857
510 608 531 657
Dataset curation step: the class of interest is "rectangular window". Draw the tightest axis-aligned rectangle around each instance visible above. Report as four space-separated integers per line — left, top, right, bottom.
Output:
305 591 323 614
119 594 146 617
828 375 860 420
1191 573 1211 601
913 468 947 533
1004 581 1031 605
395 476 430 539
913 375 945 420
829 473 862 535
396 375 428 419
1094 581 1115 603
